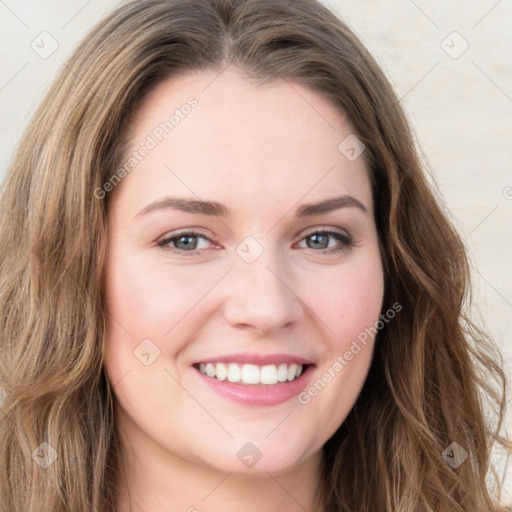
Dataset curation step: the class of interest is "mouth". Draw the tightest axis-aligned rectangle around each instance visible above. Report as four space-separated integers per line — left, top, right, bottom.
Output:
192 362 311 386
191 353 316 406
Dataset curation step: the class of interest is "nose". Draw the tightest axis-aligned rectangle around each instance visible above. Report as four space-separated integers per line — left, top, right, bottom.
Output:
223 250 304 335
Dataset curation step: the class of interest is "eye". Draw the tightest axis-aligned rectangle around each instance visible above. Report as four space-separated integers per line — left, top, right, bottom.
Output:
156 228 355 257
295 228 355 255
157 230 217 255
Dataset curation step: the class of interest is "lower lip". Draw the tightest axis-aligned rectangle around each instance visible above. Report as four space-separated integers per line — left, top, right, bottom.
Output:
194 365 315 406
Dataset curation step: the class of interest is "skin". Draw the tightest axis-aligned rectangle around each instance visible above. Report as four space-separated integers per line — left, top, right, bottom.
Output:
103 67 385 512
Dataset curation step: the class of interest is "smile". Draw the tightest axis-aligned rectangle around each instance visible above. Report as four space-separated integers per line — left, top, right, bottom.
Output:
192 361 315 407
195 362 304 385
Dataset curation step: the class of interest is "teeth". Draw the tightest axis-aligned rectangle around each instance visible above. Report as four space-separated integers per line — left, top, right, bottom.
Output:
277 363 288 382
206 363 216 378
197 362 306 384
260 365 277 384
227 363 241 383
216 363 227 381
286 363 295 381
241 364 260 384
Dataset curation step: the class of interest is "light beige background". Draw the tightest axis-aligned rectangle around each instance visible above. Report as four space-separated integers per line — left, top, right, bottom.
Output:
0 0 510 502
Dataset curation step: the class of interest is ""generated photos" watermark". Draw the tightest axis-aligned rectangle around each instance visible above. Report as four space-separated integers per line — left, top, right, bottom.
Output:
298 302 402 405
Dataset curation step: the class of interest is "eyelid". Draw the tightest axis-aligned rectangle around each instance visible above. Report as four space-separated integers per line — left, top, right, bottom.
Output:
294 227 355 254
155 228 220 251
156 227 217 242
156 225 355 258
297 225 351 240
157 226 351 245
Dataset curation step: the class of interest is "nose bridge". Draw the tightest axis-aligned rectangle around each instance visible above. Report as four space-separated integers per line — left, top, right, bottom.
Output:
223 239 303 332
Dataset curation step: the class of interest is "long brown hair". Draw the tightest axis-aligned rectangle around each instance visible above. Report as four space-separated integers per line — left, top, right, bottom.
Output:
0 1 510 510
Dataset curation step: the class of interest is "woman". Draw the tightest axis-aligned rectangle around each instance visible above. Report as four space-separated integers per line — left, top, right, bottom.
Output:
0 0 510 511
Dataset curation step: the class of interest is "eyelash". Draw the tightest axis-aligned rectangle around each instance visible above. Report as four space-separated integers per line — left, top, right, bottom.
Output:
156 228 355 257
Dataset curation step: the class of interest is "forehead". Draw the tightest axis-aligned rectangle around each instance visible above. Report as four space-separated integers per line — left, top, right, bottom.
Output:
117 68 372 216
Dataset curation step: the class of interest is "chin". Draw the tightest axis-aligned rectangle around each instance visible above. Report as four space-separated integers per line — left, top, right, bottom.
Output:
187 435 317 477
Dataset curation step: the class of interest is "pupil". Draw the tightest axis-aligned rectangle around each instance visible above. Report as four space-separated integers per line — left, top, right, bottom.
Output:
308 234 328 249
177 236 197 250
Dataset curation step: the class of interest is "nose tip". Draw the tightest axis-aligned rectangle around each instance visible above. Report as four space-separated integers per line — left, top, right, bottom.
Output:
223 261 304 334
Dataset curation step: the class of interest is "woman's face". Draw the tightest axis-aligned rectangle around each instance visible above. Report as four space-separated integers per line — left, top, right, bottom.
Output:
104 68 384 476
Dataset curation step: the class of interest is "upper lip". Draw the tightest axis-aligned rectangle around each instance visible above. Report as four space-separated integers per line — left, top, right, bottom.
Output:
194 353 314 366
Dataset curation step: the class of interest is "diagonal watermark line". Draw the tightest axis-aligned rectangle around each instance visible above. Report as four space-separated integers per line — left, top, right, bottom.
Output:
470 204 499 234
266 164 336 234
61 0 92 29
164 163 234 234
201 472 232 502
111 368 132 389
0 0 29 28
265 266 336 334
266 472 309 512
471 0 503 29
265 409 295 438
107 311 133 337
472 62 512 104
0 401 19 434
201 61 232 93
476 269 512 309
396 62 439 104
0 62 29 92
407 0 439 28
164 367 234 438
496 309 512 331
163 267 234 336
0 200 29 234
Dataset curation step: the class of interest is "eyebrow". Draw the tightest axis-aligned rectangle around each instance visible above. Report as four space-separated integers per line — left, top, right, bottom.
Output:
135 194 368 218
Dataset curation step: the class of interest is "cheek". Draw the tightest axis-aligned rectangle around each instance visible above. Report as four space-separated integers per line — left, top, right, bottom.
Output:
302 252 385 349
104 250 220 339
102 251 223 416
102 248 232 392
295 255 384 435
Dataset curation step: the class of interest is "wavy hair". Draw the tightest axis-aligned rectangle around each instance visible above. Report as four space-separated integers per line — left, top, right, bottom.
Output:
0 0 510 511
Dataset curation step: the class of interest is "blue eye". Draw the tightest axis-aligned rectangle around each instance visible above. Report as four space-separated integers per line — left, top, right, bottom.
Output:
296 229 354 255
157 230 213 254
157 228 354 256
